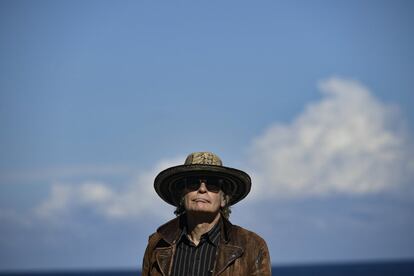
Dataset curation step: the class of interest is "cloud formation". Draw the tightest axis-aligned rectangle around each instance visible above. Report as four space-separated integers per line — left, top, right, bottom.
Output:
35 157 183 221
31 77 414 221
248 77 413 198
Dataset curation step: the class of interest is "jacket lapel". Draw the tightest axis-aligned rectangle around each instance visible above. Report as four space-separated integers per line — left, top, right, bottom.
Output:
214 217 244 275
214 243 243 275
152 216 183 276
154 246 174 276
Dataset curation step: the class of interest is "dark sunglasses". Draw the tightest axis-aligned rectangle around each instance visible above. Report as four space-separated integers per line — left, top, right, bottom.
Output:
183 176 224 193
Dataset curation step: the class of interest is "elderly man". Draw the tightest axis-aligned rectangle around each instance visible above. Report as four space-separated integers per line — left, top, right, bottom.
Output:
142 152 271 276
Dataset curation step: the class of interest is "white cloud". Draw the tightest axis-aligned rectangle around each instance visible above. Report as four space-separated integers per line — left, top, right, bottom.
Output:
34 157 184 221
78 183 114 203
248 77 414 198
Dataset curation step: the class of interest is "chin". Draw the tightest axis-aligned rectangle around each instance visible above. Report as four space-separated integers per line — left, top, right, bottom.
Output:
187 206 219 214
190 207 213 213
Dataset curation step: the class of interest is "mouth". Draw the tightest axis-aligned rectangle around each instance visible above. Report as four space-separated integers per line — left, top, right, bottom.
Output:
193 198 210 203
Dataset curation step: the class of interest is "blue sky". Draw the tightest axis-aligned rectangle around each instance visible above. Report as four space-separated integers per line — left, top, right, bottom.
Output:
1 0 414 271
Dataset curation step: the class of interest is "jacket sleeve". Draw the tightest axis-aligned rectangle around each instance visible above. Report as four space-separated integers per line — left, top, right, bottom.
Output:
142 234 156 276
141 242 150 275
252 237 272 276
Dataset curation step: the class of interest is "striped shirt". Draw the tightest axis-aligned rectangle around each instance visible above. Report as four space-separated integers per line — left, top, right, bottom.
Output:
171 220 221 276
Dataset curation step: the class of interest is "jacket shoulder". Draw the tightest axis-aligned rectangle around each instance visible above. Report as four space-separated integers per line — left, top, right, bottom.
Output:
146 216 181 249
230 224 267 245
147 231 160 244
146 230 172 249
226 223 272 275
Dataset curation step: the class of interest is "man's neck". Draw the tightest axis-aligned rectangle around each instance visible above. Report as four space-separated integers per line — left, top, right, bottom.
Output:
185 212 221 246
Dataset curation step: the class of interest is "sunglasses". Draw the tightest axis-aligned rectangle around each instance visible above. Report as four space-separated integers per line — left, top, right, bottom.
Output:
183 176 225 193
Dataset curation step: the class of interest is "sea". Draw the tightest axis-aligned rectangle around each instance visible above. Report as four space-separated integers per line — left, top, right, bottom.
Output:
1 260 414 276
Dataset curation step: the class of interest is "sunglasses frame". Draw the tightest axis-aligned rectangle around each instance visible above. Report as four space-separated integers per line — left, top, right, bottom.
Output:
183 176 225 193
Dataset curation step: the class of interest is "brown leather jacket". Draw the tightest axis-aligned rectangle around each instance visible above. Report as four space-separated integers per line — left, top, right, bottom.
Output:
142 215 271 275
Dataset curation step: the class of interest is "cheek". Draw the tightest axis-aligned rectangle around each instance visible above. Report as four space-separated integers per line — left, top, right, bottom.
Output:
183 193 192 208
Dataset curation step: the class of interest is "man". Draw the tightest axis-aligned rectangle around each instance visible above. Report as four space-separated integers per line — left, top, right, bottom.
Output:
142 152 271 276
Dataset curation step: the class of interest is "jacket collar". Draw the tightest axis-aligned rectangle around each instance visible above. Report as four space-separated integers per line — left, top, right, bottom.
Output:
156 215 183 245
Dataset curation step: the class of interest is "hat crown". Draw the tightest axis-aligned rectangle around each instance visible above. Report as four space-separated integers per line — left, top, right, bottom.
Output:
184 152 223 166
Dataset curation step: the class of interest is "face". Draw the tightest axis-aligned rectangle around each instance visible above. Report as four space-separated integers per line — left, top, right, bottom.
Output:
182 177 226 215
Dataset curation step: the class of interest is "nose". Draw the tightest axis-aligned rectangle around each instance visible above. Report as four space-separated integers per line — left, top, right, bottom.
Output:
198 181 207 193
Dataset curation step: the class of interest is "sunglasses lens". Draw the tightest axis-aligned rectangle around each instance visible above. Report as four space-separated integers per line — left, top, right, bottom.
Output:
206 178 221 192
186 181 200 191
185 177 223 193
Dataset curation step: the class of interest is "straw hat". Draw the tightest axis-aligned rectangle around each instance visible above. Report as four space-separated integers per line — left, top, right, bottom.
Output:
154 152 251 206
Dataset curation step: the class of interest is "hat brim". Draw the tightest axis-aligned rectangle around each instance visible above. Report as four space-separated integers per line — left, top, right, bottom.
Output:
154 164 251 207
